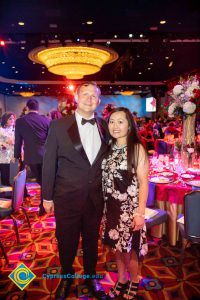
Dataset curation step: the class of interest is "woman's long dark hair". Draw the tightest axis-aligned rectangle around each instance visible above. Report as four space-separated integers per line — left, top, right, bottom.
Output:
108 107 147 173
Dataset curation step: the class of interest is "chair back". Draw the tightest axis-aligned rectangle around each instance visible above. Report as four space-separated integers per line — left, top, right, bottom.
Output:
184 190 200 239
146 182 156 207
154 140 168 154
9 160 19 185
12 169 27 210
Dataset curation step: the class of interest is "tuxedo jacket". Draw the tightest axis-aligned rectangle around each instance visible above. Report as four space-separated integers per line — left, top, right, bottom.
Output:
42 114 109 213
14 112 50 164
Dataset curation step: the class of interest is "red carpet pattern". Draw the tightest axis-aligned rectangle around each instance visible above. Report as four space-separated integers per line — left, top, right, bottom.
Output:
0 183 200 300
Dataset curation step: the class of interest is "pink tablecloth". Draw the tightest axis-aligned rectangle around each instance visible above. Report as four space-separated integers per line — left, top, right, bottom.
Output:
156 182 192 205
155 173 200 204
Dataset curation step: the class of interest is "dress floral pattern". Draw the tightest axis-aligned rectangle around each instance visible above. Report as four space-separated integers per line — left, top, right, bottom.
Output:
102 145 148 256
0 127 15 163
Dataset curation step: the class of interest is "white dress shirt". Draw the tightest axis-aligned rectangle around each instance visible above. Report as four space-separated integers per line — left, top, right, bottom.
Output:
75 111 101 165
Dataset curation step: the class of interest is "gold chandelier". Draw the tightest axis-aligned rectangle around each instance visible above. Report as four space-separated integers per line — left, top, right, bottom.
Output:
13 91 40 97
19 92 35 97
28 44 118 79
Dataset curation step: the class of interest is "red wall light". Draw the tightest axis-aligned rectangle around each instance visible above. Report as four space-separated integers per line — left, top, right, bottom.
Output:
0 40 6 46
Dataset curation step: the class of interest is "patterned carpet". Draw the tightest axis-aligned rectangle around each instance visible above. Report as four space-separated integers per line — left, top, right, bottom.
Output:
0 183 200 300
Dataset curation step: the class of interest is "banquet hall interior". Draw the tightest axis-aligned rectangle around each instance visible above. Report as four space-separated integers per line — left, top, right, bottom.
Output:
0 0 200 299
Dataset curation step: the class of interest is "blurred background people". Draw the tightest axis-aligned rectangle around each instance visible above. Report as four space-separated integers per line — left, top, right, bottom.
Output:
14 98 50 216
48 109 62 121
164 121 179 138
0 112 16 186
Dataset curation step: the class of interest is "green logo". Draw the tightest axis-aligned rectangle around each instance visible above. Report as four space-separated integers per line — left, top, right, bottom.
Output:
8 263 36 290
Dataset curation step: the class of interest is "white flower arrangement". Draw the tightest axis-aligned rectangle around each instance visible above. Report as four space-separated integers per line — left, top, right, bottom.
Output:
185 142 195 153
167 75 200 118
173 84 183 96
168 103 178 118
187 147 194 154
182 101 196 114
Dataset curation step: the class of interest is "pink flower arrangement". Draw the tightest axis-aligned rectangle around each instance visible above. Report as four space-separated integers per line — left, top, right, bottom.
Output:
186 143 195 153
167 75 200 118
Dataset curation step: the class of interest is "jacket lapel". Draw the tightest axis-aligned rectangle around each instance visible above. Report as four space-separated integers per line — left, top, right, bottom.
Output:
67 115 90 164
92 117 109 166
96 117 107 143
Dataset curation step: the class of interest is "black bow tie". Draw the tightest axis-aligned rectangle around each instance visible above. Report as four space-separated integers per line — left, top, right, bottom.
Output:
81 118 96 125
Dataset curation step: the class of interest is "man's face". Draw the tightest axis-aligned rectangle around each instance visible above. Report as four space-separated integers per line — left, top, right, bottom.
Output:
75 84 100 116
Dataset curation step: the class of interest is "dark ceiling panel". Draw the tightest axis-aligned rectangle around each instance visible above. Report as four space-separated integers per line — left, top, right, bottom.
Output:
0 0 200 96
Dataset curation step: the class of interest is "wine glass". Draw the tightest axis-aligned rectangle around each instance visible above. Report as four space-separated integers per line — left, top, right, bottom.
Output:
175 163 186 186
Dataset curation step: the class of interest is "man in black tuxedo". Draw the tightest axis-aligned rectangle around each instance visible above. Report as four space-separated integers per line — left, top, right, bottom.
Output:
14 98 50 216
42 82 109 300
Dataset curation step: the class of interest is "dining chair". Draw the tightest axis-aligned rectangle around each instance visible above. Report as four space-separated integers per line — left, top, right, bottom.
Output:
154 139 168 155
9 159 19 185
177 190 200 279
0 161 19 198
0 185 13 198
0 238 9 264
0 169 30 246
145 182 168 231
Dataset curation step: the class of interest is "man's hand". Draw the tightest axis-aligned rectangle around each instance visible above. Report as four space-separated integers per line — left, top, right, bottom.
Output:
43 200 54 214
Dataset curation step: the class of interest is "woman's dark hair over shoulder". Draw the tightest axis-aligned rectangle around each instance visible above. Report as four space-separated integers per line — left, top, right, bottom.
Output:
108 107 147 173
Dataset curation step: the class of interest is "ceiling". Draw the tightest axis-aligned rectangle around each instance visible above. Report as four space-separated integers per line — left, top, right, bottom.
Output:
0 0 200 96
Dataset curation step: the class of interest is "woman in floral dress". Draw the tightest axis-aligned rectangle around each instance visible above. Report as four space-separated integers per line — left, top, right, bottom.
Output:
0 112 16 185
102 107 149 299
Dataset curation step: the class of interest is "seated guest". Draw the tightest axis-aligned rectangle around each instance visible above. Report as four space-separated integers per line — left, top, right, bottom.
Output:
153 119 164 139
144 124 154 151
164 121 179 138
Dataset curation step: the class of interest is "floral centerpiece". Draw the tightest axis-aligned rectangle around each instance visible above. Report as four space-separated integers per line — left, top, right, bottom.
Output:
168 75 200 118
167 75 200 155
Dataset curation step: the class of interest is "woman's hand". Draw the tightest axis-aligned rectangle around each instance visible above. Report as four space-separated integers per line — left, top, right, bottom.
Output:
132 216 145 231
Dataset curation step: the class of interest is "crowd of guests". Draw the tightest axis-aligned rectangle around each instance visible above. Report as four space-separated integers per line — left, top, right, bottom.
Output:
0 84 199 300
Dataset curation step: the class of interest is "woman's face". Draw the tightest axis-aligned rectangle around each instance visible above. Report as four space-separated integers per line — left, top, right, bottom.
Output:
108 111 129 144
6 115 15 127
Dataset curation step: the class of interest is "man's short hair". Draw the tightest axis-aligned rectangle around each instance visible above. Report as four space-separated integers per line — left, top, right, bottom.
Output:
26 98 39 111
75 81 101 96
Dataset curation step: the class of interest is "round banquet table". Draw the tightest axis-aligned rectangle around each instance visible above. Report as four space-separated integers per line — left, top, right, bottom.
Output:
148 170 200 246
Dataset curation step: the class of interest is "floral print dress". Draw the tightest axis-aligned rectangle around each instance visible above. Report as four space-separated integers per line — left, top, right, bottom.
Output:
102 145 148 256
0 126 15 163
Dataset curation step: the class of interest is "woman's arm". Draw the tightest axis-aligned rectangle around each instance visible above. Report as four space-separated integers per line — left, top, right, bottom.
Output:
133 144 149 230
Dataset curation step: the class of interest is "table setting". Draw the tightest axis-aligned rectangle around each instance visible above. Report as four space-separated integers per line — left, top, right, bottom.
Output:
148 154 200 245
